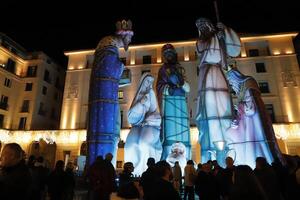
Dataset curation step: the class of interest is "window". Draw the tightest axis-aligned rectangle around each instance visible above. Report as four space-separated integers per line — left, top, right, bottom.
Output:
0 114 4 128
259 82 270 93
248 49 259 57
197 67 200 76
143 55 152 64
42 86 47 95
4 78 11 88
141 69 150 75
120 57 126 65
38 102 46 116
26 65 37 77
255 63 266 73
25 83 33 91
43 70 51 83
6 58 16 73
18 117 27 130
21 100 30 112
0 95 8 110
265 104 276 123
118 91 124 100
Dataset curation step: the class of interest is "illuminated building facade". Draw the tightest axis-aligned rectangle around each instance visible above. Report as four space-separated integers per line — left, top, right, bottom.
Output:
1 32 300 170
0 33 65 130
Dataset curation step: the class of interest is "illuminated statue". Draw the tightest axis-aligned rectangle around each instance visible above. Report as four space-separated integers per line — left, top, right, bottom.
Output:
87 20 133 165
156 44 191 165
125 73 162 175
194 18 241 164
226 67 285 168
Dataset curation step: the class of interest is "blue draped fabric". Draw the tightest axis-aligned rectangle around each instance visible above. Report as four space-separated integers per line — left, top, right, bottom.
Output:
156 64 191 161
87 45 123 165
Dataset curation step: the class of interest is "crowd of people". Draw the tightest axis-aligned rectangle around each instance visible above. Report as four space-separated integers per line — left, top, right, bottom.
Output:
86 152 300 200
1 142 300 200
0 143 76 200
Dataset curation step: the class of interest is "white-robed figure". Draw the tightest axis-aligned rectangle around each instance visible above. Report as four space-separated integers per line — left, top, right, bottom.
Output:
124 73 162 175
195 18 241 164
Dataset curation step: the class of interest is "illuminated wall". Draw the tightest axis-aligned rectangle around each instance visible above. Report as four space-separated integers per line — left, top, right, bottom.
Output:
62 32 300 131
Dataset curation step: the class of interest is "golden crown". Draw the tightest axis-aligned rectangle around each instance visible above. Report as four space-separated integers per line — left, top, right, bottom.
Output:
116 20 133 31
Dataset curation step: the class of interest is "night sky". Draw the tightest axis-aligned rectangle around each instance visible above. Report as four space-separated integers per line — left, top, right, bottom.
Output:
2 0 299 66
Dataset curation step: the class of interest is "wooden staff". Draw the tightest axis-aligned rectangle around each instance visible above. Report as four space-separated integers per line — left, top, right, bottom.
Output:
214 0 220 22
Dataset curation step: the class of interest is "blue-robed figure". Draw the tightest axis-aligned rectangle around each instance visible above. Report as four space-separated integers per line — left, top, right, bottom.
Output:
156 44 191 167
87 20 134 165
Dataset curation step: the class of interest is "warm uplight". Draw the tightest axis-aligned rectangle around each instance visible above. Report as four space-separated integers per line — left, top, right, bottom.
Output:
157 57 162 63
78 65 84 69
241 53 247 57
273 51 280 55
285 50 293 54
68 66 74 70
184 55 190 61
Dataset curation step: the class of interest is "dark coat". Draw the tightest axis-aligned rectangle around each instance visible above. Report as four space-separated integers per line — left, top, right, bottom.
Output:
0 162 32 200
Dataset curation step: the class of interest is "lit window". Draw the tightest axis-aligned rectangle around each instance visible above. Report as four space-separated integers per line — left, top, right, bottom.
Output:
118 91 124 100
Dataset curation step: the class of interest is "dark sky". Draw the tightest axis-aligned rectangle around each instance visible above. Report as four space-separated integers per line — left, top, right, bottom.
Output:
2 0 299 66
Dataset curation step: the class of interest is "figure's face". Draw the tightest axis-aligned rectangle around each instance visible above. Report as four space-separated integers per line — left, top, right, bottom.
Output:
122 34 133 51
141 77 153 93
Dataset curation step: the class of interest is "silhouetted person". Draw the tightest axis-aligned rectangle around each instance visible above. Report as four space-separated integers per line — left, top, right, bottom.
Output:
65 162 76 200
229 165 267 200
220 156 235 200
0 143 32 200
172 161 182 193
195 163 220 200
47 160 66 200
184 160 196 200
30 156 49 200
254 157 283 200
88 153 117 200
119 162 134 187
148 160 180 200
140 157 157 200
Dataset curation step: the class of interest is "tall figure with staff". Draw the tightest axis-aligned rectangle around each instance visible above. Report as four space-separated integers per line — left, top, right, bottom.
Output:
195 1 241 164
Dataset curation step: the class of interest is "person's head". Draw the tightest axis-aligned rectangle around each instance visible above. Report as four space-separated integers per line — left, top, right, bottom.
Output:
95 155 104 162
123 162 134 173
66 161 74 171
226 156 234 168
54 160 64 171
115 19 134 51
147 157 155 167
197 163 202 170
255 157 268 169
105 153 113 162
212 160 220 170
36 156 44 163
187 160 194 165
202 163 211 173
155 160 172 181
162 43 177 64
0 143 23 168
